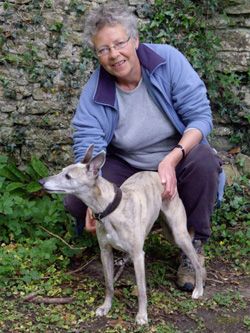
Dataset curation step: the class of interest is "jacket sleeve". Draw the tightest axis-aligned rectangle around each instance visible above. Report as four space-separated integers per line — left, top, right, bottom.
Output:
71 73 108 163
167 46 213 138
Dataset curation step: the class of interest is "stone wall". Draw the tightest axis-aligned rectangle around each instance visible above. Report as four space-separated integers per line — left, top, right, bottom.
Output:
0 0 249 173
209 0 250 155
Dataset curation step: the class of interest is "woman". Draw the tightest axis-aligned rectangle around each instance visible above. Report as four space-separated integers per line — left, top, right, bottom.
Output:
64 2 223 292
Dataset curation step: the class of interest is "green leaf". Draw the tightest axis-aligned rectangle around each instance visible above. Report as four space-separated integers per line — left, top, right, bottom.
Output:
0 162 28 182
6 182 25 192
31 157 48 178
0 176 5 189
27 181 42 193
7 162 29 182
0 155 8 164
0 166 17 181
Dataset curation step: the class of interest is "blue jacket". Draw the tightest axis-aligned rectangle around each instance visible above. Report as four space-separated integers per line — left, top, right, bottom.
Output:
72 43 212 162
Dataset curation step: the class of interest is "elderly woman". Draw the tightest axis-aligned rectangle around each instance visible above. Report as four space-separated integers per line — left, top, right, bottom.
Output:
64 2 223 292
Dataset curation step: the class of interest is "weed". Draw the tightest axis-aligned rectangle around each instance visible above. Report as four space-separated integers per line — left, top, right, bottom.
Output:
68 0 86 16
207 176 250 270
210 291 247 309
140 0 248 153
0 154 95 286
244 316 250 330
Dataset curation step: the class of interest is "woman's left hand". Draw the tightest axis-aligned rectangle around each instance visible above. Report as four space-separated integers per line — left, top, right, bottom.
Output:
85 208 97 234
158 157 177 200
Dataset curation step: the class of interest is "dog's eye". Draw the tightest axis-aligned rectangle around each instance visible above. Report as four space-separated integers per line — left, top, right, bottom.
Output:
65 174 71 180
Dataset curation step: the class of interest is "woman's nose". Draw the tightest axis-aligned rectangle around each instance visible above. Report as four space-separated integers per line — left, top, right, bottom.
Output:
109 47 119 58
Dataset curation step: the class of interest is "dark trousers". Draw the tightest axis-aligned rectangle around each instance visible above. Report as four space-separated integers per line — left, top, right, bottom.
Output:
64 144 222 241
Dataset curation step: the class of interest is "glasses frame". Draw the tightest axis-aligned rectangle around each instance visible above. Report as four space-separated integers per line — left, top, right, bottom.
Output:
95 36 131 57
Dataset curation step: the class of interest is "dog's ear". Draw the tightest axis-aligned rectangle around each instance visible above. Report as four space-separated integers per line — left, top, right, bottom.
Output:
88 151 106 176
81 144 94 164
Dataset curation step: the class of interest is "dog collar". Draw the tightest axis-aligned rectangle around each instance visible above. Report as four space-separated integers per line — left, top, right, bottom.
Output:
92 184 122 222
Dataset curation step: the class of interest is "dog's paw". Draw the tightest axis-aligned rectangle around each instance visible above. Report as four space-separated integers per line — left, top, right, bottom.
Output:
96 305 111 317
192 286 203 299
135 312 148 325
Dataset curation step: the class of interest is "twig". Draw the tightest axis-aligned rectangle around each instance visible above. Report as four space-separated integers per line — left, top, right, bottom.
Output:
23 290 74 304
68 255 99 274
206 278 224 284
23 291 40 302
209 270 236 282
114 255 131 283
114 264 126 283
39 225 86 251
24 296 74 304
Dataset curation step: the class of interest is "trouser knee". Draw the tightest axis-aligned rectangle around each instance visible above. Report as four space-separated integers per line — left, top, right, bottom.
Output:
176 144 222 241
187 145 221 179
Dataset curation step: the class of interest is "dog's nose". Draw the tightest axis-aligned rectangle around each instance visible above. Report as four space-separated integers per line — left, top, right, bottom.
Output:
39 179 45 186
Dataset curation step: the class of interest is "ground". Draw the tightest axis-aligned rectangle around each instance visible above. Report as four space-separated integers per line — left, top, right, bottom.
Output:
0 239 249 333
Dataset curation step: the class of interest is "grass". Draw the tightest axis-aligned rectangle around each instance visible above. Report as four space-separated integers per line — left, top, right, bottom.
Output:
0 155 249 332
0 228 249 333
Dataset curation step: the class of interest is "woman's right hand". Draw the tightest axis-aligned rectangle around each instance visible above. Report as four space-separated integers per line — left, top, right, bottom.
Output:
85 208 97 234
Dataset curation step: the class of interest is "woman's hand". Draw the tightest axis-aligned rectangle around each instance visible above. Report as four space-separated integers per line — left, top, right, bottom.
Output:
158 157 177 200
158 129 202 199
85 208 97 234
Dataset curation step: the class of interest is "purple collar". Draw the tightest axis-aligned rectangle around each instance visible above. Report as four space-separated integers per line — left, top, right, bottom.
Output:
93 43 165 107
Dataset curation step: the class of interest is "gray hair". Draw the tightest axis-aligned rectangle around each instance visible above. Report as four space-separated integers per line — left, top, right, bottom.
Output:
83 2 138 48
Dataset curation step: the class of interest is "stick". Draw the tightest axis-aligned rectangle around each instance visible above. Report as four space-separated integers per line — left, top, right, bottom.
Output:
114 255 131 283
68 255 99 274
24 296 74 304
39 225 86 251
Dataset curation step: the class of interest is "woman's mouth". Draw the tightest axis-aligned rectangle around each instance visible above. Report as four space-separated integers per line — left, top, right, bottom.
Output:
112 60 126 69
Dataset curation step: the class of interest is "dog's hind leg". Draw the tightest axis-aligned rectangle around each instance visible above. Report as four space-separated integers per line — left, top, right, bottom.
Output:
96 246 114 317
174 235 203 299
161 198 203 299
131 250 148 325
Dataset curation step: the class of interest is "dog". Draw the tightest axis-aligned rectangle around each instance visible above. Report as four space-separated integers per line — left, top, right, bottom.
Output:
39 144 203 325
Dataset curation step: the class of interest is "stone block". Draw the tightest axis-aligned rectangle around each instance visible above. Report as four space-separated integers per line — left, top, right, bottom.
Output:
241 85 250 107
209 136 235 152
216 51 249 72
236 153 250 177
225 3 250 15
0 102 16 113
223 163 241 185
217 29 250 52
0 127 13 141
213 126 234 137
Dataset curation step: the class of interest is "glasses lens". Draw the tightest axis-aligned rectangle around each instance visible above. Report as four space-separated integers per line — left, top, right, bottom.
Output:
96 36 130 56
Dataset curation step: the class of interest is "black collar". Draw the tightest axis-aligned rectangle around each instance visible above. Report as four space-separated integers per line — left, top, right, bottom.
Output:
92 184 122 222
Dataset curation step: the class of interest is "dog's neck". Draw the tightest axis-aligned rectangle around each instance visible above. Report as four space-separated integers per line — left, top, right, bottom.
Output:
92 182 122 222
77 176 119 215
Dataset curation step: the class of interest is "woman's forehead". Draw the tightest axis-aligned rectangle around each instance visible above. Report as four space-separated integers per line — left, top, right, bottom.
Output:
92 24 128 45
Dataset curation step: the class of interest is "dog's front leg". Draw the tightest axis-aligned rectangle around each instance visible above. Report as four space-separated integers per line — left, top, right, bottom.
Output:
96 246 114 317
132 250 148 325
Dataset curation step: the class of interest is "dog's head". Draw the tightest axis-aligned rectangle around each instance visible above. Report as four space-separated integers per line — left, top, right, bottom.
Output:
39 144 106 194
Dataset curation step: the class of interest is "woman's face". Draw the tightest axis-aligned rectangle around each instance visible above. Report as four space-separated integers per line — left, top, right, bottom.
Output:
92 24 140 84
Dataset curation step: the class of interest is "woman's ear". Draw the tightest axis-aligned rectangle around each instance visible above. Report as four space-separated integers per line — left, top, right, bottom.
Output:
131 35 139 50
135 36 139 49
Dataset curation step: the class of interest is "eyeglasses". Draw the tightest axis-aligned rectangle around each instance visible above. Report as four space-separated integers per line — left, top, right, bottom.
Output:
96 36 131 57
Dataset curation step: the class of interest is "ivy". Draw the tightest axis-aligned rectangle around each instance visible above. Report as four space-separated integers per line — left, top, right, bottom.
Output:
67 0 86 16
0 155 97 283
139 0 249 153
208 176 250 268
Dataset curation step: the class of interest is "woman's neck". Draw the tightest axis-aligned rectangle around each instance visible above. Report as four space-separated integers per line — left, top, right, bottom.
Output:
116 62 142 92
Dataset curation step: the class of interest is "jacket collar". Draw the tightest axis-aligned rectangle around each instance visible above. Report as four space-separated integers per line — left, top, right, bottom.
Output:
93 43 166 107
